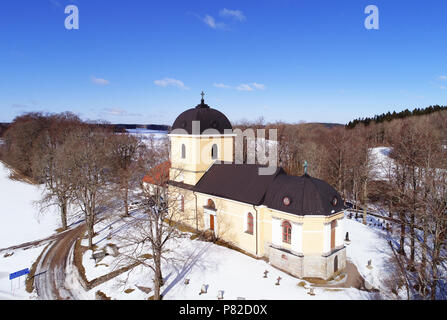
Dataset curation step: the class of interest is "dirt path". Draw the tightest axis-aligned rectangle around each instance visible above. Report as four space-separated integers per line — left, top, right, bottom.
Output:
307 260 367 290
33 224 87 300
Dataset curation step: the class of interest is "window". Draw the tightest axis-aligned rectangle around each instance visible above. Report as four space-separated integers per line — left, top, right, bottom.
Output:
331 196 338 207
246 213 254 235
207 199 216 210
211 144 218 160
181 144 186 159
282 221 292 244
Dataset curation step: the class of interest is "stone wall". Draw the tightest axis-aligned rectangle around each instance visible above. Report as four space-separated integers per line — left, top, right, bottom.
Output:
269 245 346 280
269 245 304 278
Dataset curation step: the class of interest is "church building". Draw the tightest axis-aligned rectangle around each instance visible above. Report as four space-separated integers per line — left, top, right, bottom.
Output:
147 94 347 280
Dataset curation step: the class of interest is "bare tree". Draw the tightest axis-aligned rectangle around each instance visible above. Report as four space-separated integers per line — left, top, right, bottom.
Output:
114 143 188 300
64 125 113 249
109 133 143 216
31 113 82 230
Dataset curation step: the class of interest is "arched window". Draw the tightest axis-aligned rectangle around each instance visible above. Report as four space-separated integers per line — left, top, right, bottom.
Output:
246 213 254 235
207 199 216 210
282 221 292 244
181 144 186 159
211 144 218 160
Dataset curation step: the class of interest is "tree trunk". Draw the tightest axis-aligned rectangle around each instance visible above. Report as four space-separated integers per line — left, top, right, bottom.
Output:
420 223 428 297
61 201 68 230
124 183 129 216
409 172 417 268
409 212 415 269
153 250 163 300
87 209 95 249
398 215 406 256
362 180 367 225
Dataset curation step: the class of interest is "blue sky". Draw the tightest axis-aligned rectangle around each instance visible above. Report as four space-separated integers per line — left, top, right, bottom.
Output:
1 0 447 125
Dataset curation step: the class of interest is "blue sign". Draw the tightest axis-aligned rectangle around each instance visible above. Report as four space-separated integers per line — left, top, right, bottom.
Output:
9 268 29 280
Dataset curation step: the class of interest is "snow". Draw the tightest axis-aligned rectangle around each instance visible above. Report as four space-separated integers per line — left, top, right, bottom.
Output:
125 129 167 142
370 147 394 181
0 246 42 300
0 161 61 300
77 212 389 300
344 215 393 292
0 162 60 249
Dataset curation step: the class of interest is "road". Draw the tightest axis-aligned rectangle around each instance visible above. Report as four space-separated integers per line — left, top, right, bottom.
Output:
33 223 87 300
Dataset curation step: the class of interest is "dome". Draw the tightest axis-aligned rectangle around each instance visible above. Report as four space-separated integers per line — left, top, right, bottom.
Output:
170 94 232 134
263 173 345 216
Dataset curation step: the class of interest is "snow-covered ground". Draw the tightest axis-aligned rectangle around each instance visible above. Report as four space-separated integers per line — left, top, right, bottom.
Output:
0 161 61 299
77 210 394 300
370 147 394 181
344 215 393 293
0 163 60 248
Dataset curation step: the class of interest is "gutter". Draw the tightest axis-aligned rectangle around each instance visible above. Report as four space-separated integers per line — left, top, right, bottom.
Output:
253 205 259 257
193 191 198 232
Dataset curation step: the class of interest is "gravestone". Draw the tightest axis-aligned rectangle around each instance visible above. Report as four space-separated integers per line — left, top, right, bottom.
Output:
275 277 281 286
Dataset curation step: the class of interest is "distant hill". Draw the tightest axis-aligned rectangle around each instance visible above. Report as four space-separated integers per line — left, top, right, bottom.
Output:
306 122 344 129
347 105 447 129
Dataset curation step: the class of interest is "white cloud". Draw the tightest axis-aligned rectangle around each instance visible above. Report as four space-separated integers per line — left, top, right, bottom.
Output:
236 84 255 91
439 75 447 81
203 14 226 30
91 76 110 86
220 8 246 22
154 78 189 90
101 108 142 117
236 83 266 91
204 15 216 28
251 82 266 90
213 83 231 88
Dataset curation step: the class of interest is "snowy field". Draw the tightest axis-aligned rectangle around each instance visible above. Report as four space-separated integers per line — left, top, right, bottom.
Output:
125 129 168 148
370 147 393 181
0 161 61 299
0 163 60 248
77 211 394 300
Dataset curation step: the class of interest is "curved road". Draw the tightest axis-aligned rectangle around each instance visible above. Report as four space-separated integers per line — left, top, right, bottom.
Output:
25 224 87 300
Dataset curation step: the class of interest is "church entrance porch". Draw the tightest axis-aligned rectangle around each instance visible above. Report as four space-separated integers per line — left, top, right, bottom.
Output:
203 199 217 235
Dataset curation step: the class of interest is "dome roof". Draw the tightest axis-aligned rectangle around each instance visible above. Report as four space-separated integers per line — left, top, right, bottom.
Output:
170 95 232 134
263 173 345 216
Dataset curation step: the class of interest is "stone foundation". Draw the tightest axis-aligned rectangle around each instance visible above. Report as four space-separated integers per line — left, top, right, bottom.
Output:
268 245 346 280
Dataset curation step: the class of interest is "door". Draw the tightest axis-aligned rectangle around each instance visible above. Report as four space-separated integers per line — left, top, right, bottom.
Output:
210 214 214 231
334 256 338 273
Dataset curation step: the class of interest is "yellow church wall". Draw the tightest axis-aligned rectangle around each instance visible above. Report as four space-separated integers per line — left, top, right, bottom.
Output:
167 182 345 260
169 134 234 185
195 193 259 256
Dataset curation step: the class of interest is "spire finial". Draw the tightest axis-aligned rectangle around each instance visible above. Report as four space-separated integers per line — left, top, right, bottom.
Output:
200 91 205 104
304 160 308 175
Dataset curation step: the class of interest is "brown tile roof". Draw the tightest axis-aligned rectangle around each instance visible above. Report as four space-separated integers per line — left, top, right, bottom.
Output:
192 163 285 205
192 163 345 216
142 161 171 186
